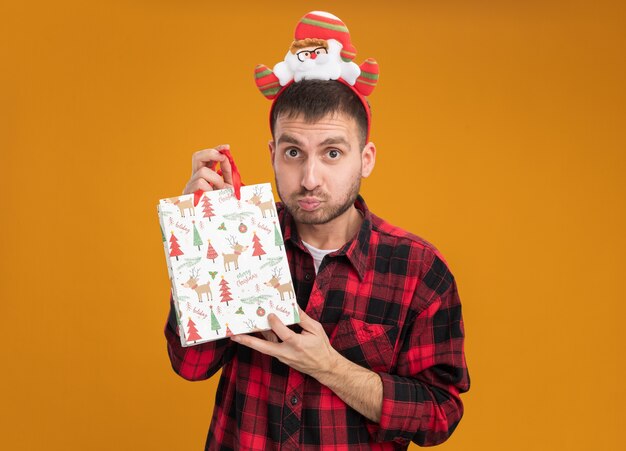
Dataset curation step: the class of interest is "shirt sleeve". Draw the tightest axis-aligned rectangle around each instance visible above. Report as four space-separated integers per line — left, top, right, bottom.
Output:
164 294 236 381
371 262 470 446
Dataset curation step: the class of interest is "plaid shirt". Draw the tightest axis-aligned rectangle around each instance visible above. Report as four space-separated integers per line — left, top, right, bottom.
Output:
164 196 469 450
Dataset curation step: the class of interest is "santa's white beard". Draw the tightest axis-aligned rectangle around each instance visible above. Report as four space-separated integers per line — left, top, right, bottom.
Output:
293 54 330 72
287 52 342 82
273 39 361 86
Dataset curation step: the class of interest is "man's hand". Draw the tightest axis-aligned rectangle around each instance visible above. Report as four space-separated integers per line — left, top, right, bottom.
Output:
231 309 338 379
182 144 234 195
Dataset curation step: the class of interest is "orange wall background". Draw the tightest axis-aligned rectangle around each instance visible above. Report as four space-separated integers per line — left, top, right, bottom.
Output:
1 1 625 450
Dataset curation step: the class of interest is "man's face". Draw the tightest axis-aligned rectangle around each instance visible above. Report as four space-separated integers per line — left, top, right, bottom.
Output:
269 112 375 226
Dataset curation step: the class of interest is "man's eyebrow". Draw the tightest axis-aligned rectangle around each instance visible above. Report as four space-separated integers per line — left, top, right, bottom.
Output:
276 134 350 147
319 136 350 146
277 134 303 146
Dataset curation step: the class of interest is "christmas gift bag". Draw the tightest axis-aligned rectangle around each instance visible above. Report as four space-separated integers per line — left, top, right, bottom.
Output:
157 150 299 346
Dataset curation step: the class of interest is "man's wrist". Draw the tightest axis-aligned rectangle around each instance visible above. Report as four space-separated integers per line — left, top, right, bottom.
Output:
313 346 343 385
313 347 383 423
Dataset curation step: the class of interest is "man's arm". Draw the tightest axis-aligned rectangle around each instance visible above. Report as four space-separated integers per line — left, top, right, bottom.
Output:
314 343 383 423
231 277 469 446
372 278 469 446
231 309 384 422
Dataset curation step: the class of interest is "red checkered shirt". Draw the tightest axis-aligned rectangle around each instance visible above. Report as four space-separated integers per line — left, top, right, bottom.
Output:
164 196 470 450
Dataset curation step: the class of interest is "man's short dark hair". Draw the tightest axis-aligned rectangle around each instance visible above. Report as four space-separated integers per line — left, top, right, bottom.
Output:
270 80 369 148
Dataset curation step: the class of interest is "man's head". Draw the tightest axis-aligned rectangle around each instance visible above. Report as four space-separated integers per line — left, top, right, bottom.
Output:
270 80 370 150
257 12 379 228
268 81 376 226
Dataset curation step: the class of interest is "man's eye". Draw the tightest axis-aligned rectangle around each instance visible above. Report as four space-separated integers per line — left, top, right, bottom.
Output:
286 148 300 158
328 149 340 159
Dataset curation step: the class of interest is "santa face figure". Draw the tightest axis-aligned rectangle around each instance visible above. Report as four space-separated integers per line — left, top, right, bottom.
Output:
273 38 360 86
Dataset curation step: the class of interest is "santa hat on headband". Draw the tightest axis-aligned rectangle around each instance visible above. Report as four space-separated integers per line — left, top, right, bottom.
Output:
254 11 379 100
294 11 357 63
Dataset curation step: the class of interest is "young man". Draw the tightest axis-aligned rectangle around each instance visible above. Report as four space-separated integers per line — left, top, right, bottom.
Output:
165 12 469 450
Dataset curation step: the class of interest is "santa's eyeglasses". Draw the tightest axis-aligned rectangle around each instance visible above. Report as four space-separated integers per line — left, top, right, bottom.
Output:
296 47 328 62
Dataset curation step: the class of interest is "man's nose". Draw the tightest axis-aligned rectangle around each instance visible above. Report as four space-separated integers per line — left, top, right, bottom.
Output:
310 52 317 60
301 160 320 191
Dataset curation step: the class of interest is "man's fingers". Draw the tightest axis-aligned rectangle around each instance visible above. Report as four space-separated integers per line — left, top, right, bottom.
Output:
214 144 230 152
191 145 229 175
194 167 230 189
188 163 237 192
189 144 236 193
182 168 228 195
296 308 322 334
220 156 234 187
297 307 311 326
267 314 295 342
183 178 213 195
261 330 279 343
208 144 233 186
231 333 280 356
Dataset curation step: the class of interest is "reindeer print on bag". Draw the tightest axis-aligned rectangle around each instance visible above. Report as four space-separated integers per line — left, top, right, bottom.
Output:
222 235 249 271
182 267 213 302
165 196 195 217
265 268 295 301
247 186 276 218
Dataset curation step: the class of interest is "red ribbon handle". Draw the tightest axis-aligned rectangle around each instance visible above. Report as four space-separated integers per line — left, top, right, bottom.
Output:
193 147 243 206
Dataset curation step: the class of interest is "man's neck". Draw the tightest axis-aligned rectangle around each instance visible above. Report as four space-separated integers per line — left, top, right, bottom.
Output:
295 205 363 250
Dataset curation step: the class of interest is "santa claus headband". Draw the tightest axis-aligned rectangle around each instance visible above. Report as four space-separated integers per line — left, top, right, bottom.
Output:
254 11 379 141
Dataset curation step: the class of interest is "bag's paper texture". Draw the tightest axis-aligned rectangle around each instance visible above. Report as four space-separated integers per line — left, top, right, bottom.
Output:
157 183 299 346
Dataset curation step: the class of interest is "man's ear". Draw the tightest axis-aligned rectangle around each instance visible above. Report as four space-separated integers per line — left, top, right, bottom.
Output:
361 142 376 178
268 139 276 164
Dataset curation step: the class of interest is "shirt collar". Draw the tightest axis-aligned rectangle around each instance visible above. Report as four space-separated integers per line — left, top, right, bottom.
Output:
281 195 372 281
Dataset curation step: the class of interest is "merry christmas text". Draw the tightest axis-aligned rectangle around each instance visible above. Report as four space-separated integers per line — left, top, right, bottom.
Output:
236 269 258 287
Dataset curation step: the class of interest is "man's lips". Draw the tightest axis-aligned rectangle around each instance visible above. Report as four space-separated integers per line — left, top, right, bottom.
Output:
297 198 322 211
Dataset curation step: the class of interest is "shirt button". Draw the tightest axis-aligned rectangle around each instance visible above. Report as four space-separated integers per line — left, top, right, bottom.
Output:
291 395 299 405
304 273 312 281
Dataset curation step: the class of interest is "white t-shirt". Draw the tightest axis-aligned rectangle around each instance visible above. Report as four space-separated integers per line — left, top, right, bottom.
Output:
301 241 338 274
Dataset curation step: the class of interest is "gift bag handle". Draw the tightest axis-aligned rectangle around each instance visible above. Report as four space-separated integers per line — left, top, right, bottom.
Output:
193 147 244 206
